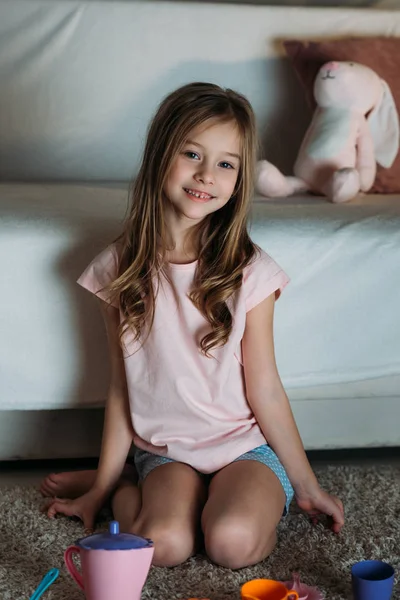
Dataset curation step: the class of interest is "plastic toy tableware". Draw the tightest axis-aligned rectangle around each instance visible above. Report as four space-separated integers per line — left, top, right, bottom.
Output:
351 560 395 600
64 520 154 600
29 568 59 600
282 573 323 600
241 579 299 600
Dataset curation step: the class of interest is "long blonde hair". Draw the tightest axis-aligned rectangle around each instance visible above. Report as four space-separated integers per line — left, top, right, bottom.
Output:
104 82 259 356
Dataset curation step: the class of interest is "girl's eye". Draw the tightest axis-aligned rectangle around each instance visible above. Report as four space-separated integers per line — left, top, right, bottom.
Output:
219 161 234 169
184 151 200 160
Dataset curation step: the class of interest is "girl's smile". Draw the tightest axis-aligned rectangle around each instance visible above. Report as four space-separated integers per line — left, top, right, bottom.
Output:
183 187 216 202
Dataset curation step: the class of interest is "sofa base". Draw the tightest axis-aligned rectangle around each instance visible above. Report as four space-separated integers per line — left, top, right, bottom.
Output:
1 396 399 461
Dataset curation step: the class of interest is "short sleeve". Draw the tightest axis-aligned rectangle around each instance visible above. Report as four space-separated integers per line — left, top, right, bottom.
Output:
243 249 290 313
77 244 119 308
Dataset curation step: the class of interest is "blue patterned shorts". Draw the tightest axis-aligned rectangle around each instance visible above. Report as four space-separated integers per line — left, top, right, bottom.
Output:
134 444 294 515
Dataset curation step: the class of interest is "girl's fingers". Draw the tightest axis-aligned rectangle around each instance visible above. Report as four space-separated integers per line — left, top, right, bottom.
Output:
44 497 96 532
331 500 345 533
82 512 95 532
335 496 345 517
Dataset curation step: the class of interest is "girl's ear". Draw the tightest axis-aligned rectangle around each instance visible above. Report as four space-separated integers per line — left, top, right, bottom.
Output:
368 79 400 168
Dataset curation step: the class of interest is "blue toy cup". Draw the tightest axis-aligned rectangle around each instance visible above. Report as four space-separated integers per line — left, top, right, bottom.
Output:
351 560 394 600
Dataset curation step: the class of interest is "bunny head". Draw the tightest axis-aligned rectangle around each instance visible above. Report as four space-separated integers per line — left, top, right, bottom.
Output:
314 61 382 112
313 61 399 168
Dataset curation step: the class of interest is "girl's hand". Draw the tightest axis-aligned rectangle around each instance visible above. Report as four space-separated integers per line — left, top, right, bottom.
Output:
296 486 344 534
43 488 107 533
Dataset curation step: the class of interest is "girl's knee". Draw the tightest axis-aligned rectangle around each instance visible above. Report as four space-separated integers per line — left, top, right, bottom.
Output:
112 477 135 501
203 516 277 569
133 517 195 567
111 478 142 532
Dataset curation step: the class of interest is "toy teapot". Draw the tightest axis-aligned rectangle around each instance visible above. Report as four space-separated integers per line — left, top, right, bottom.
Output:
64 520 154 600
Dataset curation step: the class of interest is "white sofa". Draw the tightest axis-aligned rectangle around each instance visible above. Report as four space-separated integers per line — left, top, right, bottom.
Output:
1 1 400 460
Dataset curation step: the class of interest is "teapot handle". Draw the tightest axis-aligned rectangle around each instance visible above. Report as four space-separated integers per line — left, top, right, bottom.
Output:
64 545 84 590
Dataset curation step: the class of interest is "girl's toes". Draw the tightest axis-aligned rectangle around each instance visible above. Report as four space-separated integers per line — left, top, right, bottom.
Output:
39 475 58 497
40 486 54 497
48 473 61 486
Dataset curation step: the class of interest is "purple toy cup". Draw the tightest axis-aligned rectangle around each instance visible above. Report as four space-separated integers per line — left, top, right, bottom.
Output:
351 560 394 600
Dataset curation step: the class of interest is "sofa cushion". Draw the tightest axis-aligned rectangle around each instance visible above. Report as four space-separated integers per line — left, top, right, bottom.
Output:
2 184 400 409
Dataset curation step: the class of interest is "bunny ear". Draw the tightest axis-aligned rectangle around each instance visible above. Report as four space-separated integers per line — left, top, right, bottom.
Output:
368 79 399 168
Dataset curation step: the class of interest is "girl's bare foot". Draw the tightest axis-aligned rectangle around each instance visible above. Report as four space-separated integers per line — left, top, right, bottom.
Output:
40 464 137 499
40 470 97 498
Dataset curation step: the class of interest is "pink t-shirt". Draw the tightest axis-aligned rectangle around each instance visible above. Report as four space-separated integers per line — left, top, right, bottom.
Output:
77 244 289 473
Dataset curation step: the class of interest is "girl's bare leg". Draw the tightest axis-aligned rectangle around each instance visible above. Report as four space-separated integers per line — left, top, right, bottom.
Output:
111 478 142 532
113 462 207 567
201 460 286 569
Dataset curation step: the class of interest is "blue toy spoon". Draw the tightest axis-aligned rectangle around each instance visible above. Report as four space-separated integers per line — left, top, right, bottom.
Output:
29 568 59 600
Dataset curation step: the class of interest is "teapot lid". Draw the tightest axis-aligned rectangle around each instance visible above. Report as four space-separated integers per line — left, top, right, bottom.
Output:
76 521 153 551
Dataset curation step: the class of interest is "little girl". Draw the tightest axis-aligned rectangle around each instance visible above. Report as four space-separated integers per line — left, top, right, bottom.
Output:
42 82 344 569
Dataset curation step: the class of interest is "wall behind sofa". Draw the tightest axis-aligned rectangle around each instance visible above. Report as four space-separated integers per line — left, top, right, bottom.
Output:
1 0 400 181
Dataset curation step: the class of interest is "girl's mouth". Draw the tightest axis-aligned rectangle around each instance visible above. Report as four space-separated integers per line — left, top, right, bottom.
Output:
183 187 215 202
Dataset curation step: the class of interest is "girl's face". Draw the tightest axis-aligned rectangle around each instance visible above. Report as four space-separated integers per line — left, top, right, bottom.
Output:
164 119 241 224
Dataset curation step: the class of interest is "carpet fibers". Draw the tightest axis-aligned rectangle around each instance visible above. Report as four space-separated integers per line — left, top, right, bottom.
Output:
0 464 399 600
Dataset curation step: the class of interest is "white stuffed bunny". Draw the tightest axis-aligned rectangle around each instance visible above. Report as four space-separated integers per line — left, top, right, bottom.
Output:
256 61 400 203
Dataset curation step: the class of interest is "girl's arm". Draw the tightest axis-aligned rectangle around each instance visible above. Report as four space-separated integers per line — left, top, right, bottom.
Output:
90 298 135 498
242 293 344 533
45 298 134 530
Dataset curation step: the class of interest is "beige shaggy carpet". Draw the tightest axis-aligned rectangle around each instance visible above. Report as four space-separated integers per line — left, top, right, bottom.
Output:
0 464 399 600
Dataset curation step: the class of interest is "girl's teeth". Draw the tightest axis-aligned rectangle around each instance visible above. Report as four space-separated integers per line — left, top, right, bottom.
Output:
186 189 211 199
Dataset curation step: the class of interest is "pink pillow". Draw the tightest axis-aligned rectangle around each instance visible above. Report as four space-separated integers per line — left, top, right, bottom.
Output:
284 37 400 193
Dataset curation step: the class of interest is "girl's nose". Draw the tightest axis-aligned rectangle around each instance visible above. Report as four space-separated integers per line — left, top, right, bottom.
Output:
325 61 339 71
196 168 214 185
